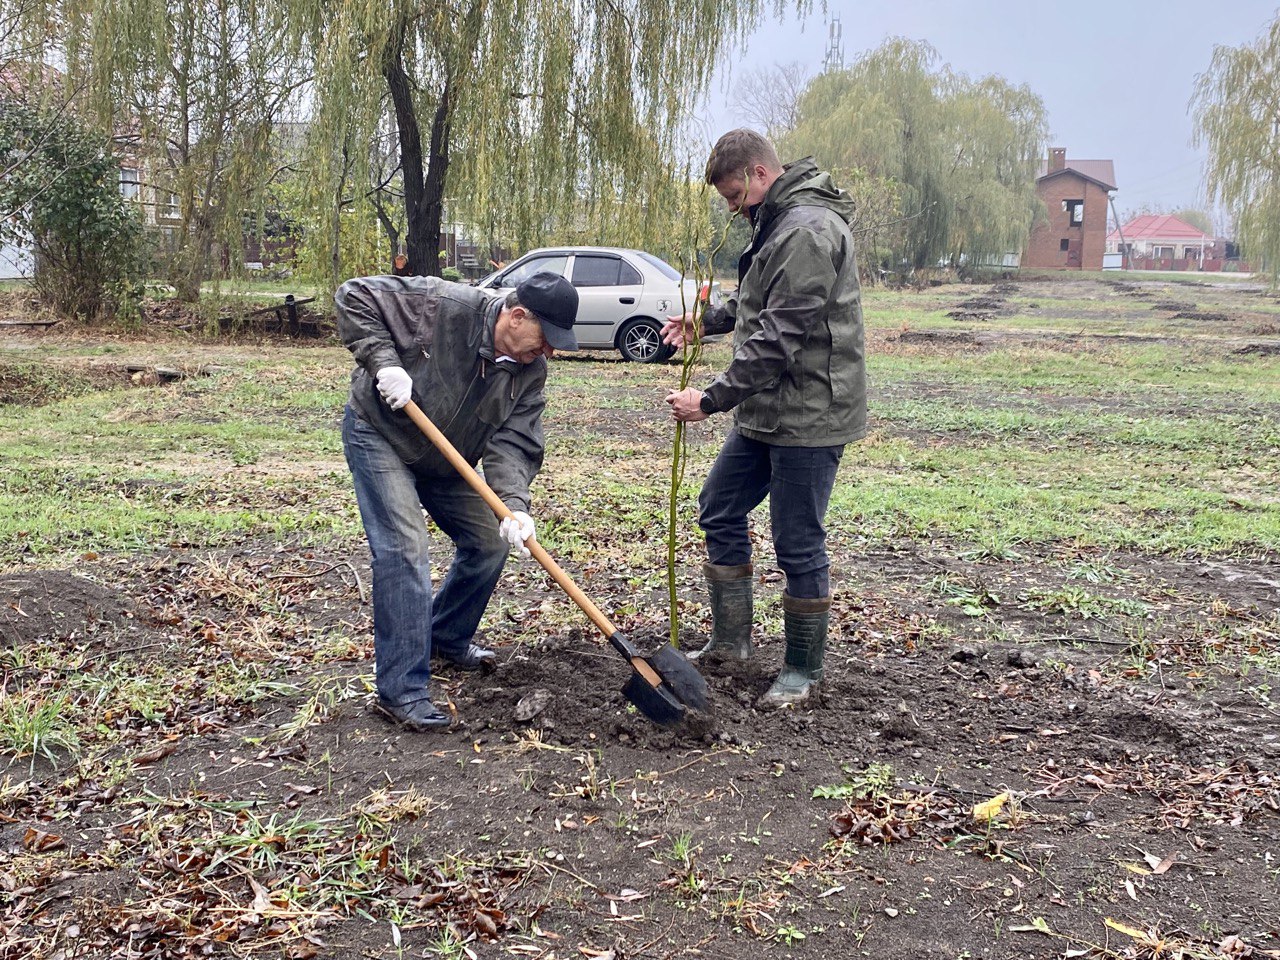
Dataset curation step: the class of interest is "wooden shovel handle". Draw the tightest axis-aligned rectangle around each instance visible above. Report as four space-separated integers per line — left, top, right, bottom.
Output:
402 400 621 642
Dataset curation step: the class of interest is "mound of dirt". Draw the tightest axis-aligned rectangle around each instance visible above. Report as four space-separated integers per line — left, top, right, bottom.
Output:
1173 310 1234 322
947 286 1016 322
1235 341 1280 357
0 570 142 647
897 329 981 346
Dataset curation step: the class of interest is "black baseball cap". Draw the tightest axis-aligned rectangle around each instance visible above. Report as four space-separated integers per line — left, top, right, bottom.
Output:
516 272 579 351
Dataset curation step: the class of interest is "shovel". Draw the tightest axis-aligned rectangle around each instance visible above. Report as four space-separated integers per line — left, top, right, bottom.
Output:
402 400 709 726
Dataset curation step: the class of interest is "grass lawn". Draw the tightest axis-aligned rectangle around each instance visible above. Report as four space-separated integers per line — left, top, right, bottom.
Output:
1 272 1278 960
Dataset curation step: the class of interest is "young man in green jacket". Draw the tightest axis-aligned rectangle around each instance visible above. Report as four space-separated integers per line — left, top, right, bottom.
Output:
664 129 866 709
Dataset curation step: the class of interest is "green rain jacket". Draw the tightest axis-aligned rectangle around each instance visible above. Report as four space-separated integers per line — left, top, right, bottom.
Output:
700 157 866 447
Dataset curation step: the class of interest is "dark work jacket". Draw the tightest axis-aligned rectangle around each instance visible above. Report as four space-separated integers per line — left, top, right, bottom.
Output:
336 275 546 512
700 157 866 447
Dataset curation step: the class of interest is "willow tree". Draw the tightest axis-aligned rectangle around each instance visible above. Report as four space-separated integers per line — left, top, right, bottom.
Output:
939 74 1046 266
1193 14 1280 283
290 0 796 277
782 39 1045 271
20 0 309 300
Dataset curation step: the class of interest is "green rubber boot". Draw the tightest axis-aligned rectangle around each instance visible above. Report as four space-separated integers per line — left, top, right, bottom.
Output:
688 562 753 661
758 593 830 709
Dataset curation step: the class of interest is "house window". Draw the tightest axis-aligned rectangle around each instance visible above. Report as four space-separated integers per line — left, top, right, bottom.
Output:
162 192 180 219
1063 199 1084 225
1183 246 1201 260
1059 239 1070 252
1154 246 1174 259
119 167 140 200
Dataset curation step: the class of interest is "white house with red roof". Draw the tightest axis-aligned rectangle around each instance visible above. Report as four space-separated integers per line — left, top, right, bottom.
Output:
1107 214 1220 270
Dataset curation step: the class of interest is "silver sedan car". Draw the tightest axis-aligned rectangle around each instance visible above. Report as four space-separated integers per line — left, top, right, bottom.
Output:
476 246 722 362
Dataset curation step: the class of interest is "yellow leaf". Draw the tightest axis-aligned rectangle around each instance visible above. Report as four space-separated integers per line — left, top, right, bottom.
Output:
1120 862 1152 875
972 792 1009 823
1104 918 1149 940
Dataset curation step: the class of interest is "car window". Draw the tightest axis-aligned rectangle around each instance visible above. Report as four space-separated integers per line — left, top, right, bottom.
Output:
500 255 568 288
635 251 682 281
618 260 642 285
571 255 622 287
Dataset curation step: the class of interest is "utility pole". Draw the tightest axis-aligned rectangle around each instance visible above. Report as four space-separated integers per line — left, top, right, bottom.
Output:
1109 194 1129 271
824 15 844 73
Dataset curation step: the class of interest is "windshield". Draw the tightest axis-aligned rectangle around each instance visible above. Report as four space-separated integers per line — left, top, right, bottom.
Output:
635 251 682 282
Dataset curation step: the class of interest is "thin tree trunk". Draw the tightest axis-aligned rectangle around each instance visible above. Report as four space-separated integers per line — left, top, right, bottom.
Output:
382 17 444 277
330 142 350 288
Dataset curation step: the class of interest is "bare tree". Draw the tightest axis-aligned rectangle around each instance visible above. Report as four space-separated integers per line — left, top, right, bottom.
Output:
729 62 811 140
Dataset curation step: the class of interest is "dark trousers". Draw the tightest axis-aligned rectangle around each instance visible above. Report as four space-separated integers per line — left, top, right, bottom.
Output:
698 428 845 599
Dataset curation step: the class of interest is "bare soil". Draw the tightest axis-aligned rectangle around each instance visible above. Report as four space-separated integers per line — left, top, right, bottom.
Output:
2 273 1279 960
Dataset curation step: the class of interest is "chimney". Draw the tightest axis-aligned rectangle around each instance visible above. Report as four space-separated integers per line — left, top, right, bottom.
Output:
1049 147 1066 172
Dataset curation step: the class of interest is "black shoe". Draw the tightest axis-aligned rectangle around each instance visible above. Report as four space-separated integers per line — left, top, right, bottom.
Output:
434 643 497 672
373 698 451 732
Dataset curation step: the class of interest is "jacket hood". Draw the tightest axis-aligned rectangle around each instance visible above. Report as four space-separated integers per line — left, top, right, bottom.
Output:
759 157 855 227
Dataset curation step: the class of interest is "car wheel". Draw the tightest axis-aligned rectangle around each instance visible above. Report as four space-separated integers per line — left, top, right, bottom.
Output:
617 318 674 363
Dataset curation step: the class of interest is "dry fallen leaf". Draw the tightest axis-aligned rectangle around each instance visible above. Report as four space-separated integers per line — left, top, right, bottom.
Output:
134 741 180 765
972 791 1009 823
247 875 273 914
23 827 65 852
1152 854 1177 875
1104 917 1150 941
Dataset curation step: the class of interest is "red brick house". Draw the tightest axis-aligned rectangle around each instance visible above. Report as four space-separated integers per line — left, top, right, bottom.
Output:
1023 148 1117 271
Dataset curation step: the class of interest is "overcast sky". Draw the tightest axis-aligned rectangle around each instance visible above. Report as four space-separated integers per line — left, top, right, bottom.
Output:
696 1 1279 220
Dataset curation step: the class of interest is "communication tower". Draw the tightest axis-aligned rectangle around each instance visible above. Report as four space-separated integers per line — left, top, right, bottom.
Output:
824 15 844 73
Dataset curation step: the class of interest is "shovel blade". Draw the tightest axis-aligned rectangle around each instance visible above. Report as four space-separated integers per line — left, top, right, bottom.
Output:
648 644 710 712
621 671 685 726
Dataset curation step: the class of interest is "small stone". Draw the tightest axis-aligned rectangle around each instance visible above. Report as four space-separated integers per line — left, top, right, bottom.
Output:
884 908 899 918
1007 649 1036 669
951 646 981 663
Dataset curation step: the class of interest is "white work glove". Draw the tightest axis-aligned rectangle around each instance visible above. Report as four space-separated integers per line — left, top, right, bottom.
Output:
499 511 535 560
375 366 413 410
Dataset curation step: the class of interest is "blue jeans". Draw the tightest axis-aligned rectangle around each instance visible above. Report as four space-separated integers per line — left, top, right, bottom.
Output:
342 406 509 706
698 429 845 599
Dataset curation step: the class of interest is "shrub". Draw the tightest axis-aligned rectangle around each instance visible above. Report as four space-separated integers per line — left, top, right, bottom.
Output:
0 94 152 323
